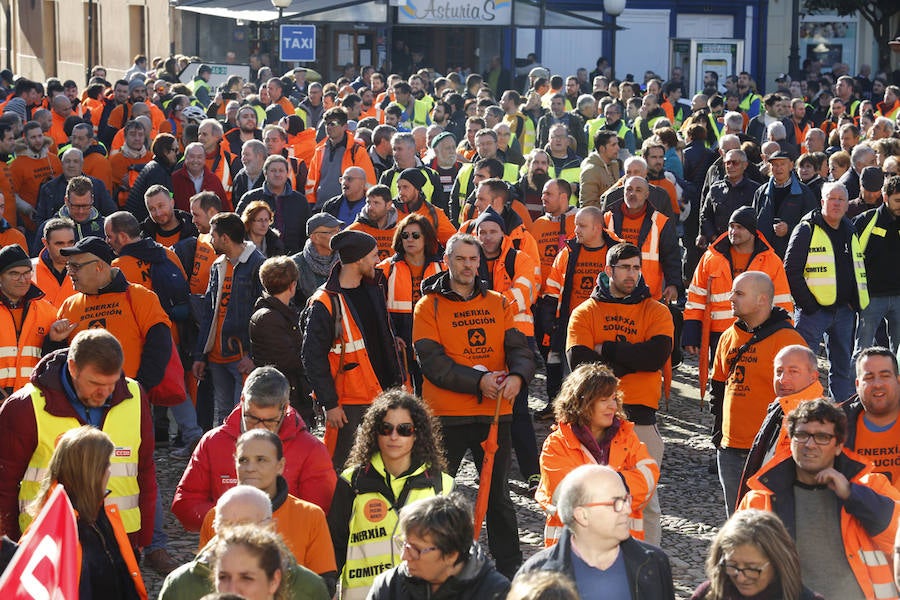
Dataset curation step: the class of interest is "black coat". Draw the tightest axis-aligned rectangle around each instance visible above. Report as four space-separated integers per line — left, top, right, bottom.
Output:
127 159 175 221
249 294 308 409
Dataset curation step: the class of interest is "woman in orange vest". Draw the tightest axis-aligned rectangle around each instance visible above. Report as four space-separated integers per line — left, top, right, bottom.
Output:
27 426 147 599
535 363 659 547
378 214 444 394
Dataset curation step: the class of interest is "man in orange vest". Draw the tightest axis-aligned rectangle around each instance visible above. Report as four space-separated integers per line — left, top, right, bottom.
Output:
740 399 900 600
31 217 77 309
0 244 72 397
300 230 403 469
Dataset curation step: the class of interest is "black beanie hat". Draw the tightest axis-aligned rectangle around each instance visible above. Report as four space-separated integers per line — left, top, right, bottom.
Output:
330 230 378 264
729 206 757 236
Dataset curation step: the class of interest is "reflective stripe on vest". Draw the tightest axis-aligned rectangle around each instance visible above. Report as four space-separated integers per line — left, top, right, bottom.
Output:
19 379 143 533
309 290 383 405
385 261 444 313
804 224 868 309
0 299 59 391
338 463 452 599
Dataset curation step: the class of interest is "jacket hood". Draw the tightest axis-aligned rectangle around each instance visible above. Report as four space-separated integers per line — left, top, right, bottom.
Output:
397 541 497 587
420 269 489 301
118 237 169 263
734 305 793 334
356 203 399 229
82 141 108 158
13 135 52 158
589 271 651 305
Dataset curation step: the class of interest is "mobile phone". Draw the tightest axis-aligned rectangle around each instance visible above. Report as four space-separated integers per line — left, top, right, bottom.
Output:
222 91 238 101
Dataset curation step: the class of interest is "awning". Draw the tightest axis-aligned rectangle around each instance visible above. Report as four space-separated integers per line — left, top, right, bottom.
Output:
173 0 315 22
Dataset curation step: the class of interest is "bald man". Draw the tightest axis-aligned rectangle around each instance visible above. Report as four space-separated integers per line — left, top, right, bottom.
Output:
159 486 329 599
709 271 807 516
738 344 823 501
517 465 674 599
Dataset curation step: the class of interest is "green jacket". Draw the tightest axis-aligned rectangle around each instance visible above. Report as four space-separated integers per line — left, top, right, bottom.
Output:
159 539 330 600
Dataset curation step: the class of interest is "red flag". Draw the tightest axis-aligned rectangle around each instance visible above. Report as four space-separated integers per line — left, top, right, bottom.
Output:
0 485 79 599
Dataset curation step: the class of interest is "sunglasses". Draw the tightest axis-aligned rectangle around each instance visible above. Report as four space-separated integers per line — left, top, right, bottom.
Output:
377 422 415 437
401 231 421 240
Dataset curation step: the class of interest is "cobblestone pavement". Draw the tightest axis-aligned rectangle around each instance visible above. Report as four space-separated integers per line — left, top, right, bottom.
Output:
143 355 722 599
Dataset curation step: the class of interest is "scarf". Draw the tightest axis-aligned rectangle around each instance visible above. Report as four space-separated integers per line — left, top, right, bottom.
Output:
571 417 622 465
302 239 337 277
119 144 148 160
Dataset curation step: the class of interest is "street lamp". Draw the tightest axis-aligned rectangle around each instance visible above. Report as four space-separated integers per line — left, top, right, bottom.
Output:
272 0 293 71
603 0 625 79
272 0 293 24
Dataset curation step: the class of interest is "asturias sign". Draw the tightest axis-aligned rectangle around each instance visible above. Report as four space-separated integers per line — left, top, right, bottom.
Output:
398 0 511 25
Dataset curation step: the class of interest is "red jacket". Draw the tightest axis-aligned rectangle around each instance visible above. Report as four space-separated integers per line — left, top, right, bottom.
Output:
171 404 336 531
0 349 156 547
170 166 231 213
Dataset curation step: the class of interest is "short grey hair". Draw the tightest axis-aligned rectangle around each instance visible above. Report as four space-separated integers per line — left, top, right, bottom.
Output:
444 233 482 259
724 112 744 132
242 139 267 158
623 156 648 174
242 366 290 409
557 464 620 528
767 121 786 141
199 118 224 137
850 144 876 168
821 181 849 201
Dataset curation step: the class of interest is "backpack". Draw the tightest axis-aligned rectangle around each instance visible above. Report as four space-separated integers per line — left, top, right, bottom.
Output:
149 258 191 322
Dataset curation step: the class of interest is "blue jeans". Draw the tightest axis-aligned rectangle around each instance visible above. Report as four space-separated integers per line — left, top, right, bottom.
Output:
209 361 243 426
795 305 856 402
717 447 749 518
146 487 168 552
170 397 203 443
854 295 900 359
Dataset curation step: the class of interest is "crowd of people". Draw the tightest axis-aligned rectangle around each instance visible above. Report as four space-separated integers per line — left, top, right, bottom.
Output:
0 49 899 599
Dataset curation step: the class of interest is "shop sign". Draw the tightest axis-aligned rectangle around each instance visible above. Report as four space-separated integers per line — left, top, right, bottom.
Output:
397 0 511 25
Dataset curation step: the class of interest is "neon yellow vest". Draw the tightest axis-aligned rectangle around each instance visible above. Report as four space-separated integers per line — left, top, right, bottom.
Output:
386 168 436 204
338 454 454 600
455 161 519 205
804 223 869 309
19 379 143 534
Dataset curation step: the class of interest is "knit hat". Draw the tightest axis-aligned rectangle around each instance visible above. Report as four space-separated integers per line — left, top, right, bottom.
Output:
0 244 31 274
729 206 757 235
59 236 116 264
330 230 377 264
475 206 505 231
860 166 885 193
398 168 427 190
128 78 146 94
306 212 344 236
2 97 26 121
430 131 456 149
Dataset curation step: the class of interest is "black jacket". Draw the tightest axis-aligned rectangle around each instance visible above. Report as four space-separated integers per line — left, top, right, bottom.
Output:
300 264 403 411
518 528 675 600
249 294 307 408
784 209 863 312
368 542 510 600
753 173 818 258
236 183 310 255
127 159 176 222
34 173 116 232
140 209 198 243
699 177 761 241
853 204 900 297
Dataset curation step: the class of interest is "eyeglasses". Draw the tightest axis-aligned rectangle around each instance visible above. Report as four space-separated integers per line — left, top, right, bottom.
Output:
3 268 33 281
791 431 836 445
581 494 632 513
719 560 770 580
66 259 99 272
377 422 415 437
243 410 285 430
393 537 438 560
400 231 422 240
67 202 93 210
339 175 362 182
